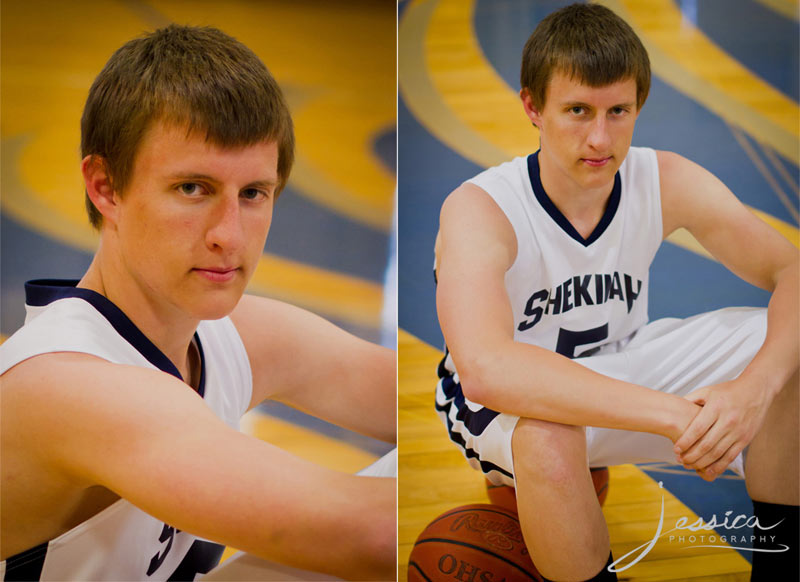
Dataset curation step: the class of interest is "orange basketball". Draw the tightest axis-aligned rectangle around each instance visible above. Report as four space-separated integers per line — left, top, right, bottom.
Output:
484 481 518 513
486 467 610 512
591 467 610 505
408 504 543 582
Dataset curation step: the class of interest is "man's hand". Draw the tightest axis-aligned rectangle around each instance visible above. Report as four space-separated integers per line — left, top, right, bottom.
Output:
673 378 773 481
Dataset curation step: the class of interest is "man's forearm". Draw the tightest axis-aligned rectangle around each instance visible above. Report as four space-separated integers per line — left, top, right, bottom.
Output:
455 340 700 441
740 262 799 397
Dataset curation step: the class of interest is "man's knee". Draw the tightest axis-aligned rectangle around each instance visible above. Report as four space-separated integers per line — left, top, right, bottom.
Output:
512 417 586 488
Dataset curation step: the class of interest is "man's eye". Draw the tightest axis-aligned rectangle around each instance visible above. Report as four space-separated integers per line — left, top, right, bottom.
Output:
242 188 267 200
570 106 584 115
179 183 203 195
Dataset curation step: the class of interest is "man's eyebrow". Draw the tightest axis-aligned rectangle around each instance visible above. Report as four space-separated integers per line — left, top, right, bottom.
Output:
561 100 636 109
168 172 217 181
168 173 277 187
245 179 278 189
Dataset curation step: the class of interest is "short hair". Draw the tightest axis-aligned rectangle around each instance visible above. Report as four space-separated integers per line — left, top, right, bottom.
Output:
81 24 295 229
520 3 650 111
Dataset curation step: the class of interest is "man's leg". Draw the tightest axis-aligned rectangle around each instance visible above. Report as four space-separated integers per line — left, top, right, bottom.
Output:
745 370 799 503
744 370 799 580
511 418 611 581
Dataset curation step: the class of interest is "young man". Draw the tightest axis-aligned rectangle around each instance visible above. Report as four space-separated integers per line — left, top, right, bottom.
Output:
435 4 797 581
0 25 396 581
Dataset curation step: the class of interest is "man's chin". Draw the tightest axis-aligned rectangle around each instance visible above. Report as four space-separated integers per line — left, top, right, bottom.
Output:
577 161 619 186
189 290 246 321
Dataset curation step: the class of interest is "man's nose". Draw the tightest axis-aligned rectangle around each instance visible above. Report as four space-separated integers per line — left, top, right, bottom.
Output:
587 116 611 151
206 194 245 251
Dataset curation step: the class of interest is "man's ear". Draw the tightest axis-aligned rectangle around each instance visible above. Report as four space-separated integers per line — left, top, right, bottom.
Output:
520 88 543 128
81 155 119 225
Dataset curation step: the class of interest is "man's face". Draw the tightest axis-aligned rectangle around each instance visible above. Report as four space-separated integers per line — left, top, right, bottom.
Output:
523 71 639 193
111 122 278 321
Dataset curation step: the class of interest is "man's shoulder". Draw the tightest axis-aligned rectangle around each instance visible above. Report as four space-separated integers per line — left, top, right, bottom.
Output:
229 294 334 352
653 150 710 204
464 155 530 189
1 297 141 377
230 293 305 328
647 148 693 177
437 181 519 274
230 294 318 356
1 351 180 404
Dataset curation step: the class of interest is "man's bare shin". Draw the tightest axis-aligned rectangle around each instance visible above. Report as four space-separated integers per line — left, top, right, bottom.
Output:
511 418 609 581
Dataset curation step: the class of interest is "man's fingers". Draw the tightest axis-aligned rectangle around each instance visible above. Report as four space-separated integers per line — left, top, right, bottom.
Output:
685 387 710 406
683 432 734 470
674 406 715 455
696 468 717 482
705 443 743 477
684 436 743 486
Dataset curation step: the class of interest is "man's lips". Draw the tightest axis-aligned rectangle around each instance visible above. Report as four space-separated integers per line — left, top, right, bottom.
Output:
581 156 612 167
193 267 239 282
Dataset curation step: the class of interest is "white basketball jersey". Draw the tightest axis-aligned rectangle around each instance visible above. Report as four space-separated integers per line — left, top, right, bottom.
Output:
0 280 253 581
467 147 661 358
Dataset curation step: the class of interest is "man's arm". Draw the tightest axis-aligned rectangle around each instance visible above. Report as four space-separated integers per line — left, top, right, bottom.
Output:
230 295 396 444
437 183 700 440
659 150 799 479
1 354 395 580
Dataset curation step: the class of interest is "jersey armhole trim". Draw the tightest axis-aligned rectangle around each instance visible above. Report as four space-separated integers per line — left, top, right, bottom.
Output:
2 541 47 581
650 148 664 244
23 280 207 396
462 180 522 275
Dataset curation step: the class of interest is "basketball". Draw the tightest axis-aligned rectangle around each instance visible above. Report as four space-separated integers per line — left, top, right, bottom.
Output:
486 467 609 512
408 504 543 582
484 481 518 513
591 467 610 505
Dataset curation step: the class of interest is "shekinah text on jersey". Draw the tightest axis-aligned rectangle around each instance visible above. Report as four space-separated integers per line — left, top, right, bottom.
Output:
518 272 643 331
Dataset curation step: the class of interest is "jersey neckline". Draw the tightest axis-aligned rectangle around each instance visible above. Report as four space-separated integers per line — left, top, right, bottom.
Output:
526 151 621 247
24 279 207 397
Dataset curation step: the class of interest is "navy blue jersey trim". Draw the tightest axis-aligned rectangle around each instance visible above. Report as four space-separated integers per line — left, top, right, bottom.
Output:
438 351 500 436
436 346 450 378
3 541 47 581
24 280 206 389
436 351 513 479
436 396 512 478
527 151 621 247
167 540 224 581
440 374 500 436
194 333 207 398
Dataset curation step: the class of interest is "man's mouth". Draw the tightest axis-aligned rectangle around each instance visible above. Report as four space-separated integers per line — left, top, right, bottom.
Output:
193 267 239 282
581 157 611 167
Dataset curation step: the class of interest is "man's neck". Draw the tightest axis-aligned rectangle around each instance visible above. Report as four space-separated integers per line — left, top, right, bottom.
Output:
538 152 615 240
79 252 200 387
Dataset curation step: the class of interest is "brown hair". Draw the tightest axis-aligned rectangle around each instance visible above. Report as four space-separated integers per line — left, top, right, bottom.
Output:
520 3 650 111
81 24 294 228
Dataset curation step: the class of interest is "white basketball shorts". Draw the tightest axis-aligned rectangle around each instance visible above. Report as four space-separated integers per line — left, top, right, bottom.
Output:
435 307 767 487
